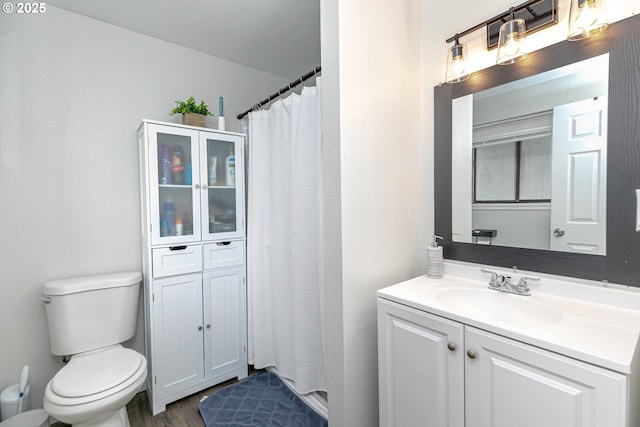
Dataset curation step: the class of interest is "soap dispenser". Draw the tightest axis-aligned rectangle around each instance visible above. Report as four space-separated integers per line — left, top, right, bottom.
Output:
427 235 443 279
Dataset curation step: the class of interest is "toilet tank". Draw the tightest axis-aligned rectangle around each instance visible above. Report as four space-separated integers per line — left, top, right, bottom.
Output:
42 272 142 356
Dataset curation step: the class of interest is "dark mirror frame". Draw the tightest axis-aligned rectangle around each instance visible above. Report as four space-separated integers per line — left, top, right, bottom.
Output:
435 14 640 287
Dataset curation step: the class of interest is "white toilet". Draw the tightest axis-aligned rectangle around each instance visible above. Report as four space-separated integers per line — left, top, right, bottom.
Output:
41 272 147 427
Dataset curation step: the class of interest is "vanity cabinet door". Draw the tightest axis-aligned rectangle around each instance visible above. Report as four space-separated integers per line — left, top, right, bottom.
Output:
464 326 627 427
378 299 464 427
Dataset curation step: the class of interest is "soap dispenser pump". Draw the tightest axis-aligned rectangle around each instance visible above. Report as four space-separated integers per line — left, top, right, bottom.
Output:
427 235 443 279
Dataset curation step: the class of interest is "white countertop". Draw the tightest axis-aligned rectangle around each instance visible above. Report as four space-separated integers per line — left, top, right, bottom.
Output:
377 261 640 374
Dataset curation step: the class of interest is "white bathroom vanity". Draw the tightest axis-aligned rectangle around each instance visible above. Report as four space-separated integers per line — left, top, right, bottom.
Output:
377 261 640 427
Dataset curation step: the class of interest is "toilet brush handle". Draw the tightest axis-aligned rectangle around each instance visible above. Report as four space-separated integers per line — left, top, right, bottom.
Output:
17 365 28 414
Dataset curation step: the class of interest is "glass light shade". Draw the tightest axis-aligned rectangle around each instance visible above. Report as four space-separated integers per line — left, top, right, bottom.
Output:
445 43 470 83
568 0 608 41
496 19 527 65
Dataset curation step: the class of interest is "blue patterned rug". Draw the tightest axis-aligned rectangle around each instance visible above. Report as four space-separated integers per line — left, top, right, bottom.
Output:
198 372 328 427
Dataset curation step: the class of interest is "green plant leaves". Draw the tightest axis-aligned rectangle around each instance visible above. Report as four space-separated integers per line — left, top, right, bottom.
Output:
170 96 213 116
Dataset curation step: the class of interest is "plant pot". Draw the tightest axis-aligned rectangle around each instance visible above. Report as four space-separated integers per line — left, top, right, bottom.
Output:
182 113 206 127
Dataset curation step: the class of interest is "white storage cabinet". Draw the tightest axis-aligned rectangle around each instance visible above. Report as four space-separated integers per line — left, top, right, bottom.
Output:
138 120 248 414
378 298 628 427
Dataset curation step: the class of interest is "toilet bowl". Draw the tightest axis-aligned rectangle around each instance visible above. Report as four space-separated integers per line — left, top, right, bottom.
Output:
41 272 146 427
43 345 146 427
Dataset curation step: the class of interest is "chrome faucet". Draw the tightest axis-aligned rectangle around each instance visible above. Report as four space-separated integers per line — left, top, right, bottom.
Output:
480 269 539 296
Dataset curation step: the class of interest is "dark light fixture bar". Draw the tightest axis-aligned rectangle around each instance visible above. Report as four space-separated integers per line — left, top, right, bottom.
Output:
445 0 557 49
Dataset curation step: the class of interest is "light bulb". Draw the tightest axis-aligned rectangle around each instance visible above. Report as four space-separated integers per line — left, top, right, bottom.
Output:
502 32 521 57
575 2 597 29
451 56 466 79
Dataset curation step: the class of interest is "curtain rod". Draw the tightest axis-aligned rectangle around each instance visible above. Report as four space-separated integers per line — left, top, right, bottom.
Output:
237 65 321 120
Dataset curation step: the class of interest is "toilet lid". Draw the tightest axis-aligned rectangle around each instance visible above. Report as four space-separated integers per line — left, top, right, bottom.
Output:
51 346 143 398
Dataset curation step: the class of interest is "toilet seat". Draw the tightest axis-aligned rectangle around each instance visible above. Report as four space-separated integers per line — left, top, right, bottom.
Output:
45 345 145 406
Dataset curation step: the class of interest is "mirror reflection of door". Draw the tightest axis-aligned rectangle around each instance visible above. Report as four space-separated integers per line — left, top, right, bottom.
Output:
550 97 607 255
451 53 609 254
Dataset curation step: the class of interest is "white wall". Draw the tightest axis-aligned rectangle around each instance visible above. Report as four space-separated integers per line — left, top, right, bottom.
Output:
0 6 289 407
321 0 423 424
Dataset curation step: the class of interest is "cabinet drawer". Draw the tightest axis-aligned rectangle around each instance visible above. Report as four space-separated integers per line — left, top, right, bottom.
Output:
152 245 203 278
203 241 245 270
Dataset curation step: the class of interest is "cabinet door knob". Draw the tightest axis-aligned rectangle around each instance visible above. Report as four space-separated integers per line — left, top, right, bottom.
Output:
202 184 208 190
206 324 211 329
198 326 203 331
447 342 457 352
466 350 477 359
194 184 200 189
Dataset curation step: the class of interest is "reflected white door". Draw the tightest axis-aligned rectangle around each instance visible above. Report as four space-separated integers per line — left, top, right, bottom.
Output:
550 96 607 254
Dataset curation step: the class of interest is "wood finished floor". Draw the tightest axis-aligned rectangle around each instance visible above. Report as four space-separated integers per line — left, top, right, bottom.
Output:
126 376 240 426
53 371 254 427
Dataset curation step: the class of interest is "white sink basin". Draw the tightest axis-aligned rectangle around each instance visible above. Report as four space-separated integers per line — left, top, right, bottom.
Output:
434 287 564 326
377 264 640 374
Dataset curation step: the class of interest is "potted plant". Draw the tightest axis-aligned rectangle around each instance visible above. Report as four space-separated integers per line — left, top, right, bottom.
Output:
170 96 212 127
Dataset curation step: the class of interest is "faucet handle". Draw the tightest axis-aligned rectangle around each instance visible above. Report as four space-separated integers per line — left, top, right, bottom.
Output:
481 268 502 288
516 276 539 294
480 268 498 281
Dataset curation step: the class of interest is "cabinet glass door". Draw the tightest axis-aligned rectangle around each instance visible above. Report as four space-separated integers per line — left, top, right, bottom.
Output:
149 124 201 245
200 133 244 241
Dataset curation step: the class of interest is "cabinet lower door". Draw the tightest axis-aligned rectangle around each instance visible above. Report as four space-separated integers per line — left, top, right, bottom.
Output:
465 326 627 427
202 267 247 379
377 299 464 427
152 274 204 396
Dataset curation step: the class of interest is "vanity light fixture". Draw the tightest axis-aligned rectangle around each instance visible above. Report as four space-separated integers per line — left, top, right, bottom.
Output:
444 0 557 82
567 0 608 41
496 9 528 65
445 35 470 83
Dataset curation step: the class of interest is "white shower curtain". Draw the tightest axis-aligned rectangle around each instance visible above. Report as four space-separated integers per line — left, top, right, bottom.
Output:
247 78 325 394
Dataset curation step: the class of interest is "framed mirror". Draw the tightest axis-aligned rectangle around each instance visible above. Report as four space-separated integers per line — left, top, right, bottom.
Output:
435 14 640 286
452 53 609 254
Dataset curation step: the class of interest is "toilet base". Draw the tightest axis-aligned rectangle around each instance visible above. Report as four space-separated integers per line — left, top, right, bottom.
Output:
71 407 129 427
